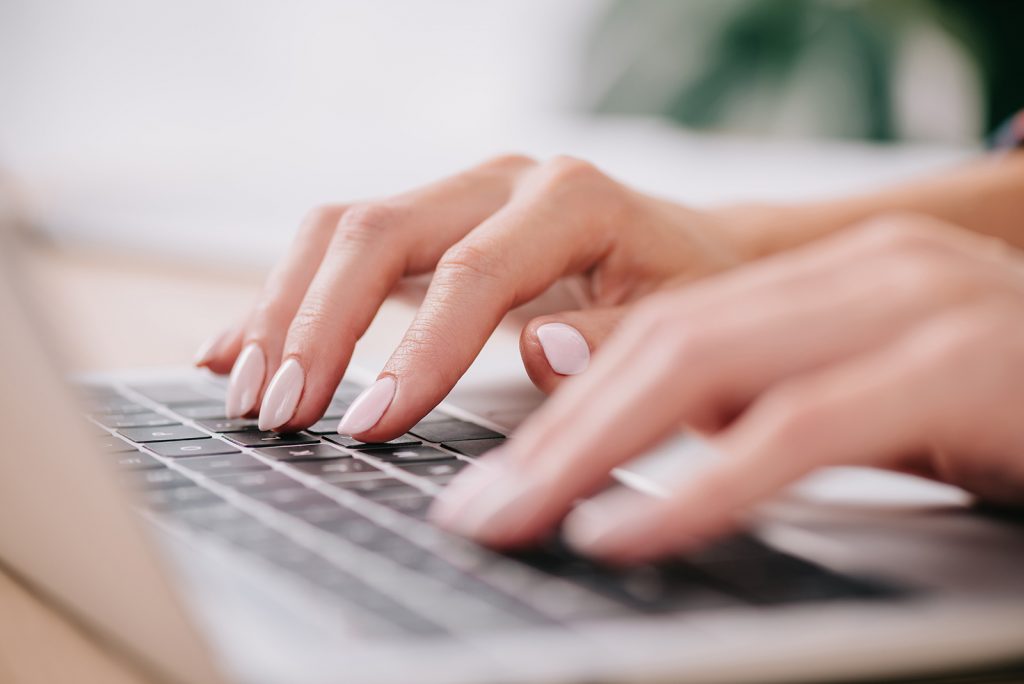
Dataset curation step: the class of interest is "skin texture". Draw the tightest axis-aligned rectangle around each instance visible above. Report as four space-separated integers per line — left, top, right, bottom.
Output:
197 150 1024 561
430 216 1024 562
198 155 744 433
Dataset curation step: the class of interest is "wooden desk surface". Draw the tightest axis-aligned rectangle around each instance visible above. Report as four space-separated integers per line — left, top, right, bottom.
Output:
3 243 1021 684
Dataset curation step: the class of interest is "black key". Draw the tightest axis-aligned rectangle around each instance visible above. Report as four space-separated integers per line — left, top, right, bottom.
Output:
375 494 435 520
441 438 505 458
249 487 340 511
145 486 224 511
148 439 241 458
324 433 421 450
111 452 165 470
308 419 341 435
417 409 454 424
224 430 319 448
196 418 259 433
175 453 270 475
174 404 228 420
393 460 469 477
363 445 457 464
87 399 148 415
255 443 349 462
408 420 503 443
94 412 179 429
126 469 195 490
330 477 422 501
130 383 221 405
96 436 138 453
118 425 207 443
290 459 387 480
207 470 300 492
691 552 894 605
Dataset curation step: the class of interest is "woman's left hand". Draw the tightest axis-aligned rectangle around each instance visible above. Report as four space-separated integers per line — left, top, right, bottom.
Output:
431 214 1024 563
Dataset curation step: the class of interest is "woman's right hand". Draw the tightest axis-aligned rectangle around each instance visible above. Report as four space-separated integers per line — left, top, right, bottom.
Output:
194 154 753 439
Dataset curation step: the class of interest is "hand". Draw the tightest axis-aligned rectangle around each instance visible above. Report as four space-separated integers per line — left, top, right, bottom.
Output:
195 155 746 437
430 215 1024 563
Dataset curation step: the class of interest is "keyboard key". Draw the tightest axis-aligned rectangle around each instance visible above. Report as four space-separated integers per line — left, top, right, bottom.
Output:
145 486 224 511
363 445 457 464
148 439 241 458
174 404 228 420
408 420 503 443
290 459 388 480
87 399 148 415
441 438 505 458
254 443 349 462
196 418 259 433
392 460 470 477
96 436 139 453
224 430 319 448
118 425 208 443
417 409 455 424
308 419 341 435
111 452 165 470
126 469 195 490
207 470 301 492
329 477 422 500
375 494 435 520
249 487 340 511
324 433 421 450
175 453 270 475
130 383 221 405
690 552 893 605
94 412 179 429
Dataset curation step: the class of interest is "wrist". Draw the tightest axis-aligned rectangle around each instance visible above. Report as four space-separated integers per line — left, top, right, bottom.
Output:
710 200 872 261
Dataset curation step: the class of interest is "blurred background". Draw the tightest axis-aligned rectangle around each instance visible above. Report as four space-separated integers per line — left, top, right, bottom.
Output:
1 0 1018 268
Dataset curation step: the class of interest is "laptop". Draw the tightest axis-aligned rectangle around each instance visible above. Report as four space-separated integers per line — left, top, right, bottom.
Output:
2 225 1023 684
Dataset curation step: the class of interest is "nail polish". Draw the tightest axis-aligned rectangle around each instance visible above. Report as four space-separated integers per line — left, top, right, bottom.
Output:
441 473 543 542
336 376 396 435
258 358 305 431
536 323 589 375
225 344 266 418
193 331 223 366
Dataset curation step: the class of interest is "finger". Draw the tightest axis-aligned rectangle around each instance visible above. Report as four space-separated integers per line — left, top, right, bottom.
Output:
561 314 973 564
223 204 346 417
429 222 977 546
344 158 624 441
194 319 246 375
262 155 536 432
520 306 626 393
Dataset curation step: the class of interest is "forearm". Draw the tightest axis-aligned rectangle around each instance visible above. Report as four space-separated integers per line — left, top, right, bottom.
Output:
717 150 1024 258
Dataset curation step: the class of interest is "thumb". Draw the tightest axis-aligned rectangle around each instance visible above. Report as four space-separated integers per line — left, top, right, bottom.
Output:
520 306 625 394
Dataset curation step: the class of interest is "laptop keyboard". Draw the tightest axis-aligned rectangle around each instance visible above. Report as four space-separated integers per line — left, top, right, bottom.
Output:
77 378 899 638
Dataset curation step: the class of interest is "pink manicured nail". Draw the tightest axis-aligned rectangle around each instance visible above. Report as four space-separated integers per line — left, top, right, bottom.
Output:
536 323 589 375
258 358 305 431
336 376 396 435
225 344 266 418
193 330 225 366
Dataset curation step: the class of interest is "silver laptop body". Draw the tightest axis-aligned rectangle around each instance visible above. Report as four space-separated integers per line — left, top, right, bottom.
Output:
2 229 1023 684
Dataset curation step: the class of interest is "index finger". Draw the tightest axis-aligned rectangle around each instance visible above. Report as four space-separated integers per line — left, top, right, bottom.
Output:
341 158 625 440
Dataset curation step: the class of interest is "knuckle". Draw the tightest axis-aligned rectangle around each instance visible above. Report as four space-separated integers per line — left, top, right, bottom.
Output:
478 153 536 172
334 203 403 246
436 239 506 285
853 213 957 254
538 155 602 190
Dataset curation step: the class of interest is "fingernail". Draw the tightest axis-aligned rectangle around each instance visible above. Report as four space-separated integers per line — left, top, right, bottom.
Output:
258 358 305 431
193 331 225 366
439 472 543 542
336 376 396 435
563 494 668 559
225 343 266 418
536 323 589 375
429 456 510 528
